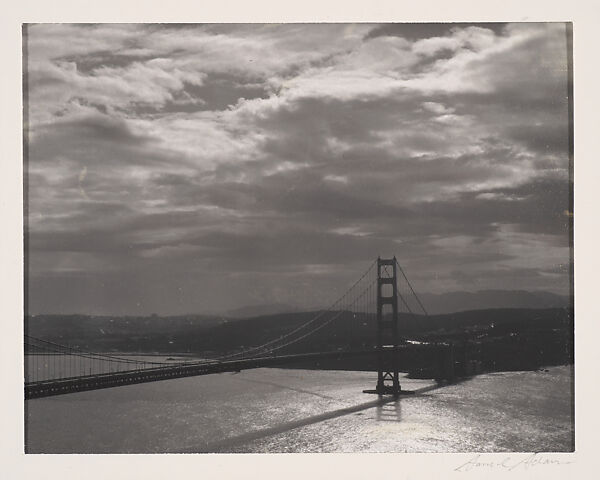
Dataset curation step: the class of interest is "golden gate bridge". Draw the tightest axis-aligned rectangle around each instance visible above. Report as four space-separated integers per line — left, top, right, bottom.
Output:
25 257 451 399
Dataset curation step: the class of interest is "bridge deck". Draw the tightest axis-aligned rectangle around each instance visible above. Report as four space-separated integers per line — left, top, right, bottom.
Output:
25 350 378 399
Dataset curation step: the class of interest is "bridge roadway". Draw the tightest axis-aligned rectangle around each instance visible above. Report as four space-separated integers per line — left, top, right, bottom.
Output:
25 349 385 399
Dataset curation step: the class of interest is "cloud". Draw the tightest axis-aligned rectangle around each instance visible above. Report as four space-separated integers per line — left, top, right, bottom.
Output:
25 23 572 315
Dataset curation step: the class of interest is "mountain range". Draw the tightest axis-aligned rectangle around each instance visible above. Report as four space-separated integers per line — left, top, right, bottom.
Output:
224 290 570 317
416 290 569 314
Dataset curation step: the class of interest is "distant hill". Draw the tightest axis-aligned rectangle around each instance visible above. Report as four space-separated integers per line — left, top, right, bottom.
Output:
199 307 572 351
224 290 570 318
25 307 572 360
25 314 225 352
194 307 573 373
417 290 569 314
225 303 300 318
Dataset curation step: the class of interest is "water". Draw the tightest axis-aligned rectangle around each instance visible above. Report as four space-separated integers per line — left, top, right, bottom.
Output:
24 366 573 453
24 354 197 382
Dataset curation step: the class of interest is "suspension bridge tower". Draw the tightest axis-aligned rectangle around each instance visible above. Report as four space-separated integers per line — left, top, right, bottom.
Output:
364 257 402 395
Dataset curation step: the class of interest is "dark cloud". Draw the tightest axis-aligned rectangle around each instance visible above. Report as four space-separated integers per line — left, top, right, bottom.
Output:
58 51 156 74
184 73 272 110
365 23 509 41
505 123 569 156
30 114 156 165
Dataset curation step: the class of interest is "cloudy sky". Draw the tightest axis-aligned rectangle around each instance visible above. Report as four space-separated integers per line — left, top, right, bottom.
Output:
25 23 571 316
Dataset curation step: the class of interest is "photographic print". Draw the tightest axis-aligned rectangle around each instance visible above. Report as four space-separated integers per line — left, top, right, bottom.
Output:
23 22 573 454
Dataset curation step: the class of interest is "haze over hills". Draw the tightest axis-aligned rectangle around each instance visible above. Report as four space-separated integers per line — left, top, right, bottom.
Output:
223 290 570 317
416 290 569 315
225 303 300 318
26 290 570 323
25 288 572 360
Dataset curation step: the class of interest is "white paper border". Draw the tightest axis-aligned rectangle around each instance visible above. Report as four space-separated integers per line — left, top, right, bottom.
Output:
2 1 598 478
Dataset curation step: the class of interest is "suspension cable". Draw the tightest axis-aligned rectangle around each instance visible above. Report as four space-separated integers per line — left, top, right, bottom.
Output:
216 259 377 360
24 258 399 373
395 259 429 316
258 279 376 355
24 335 170 365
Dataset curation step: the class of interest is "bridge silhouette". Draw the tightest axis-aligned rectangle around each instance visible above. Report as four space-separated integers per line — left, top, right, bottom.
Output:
25 257 446 399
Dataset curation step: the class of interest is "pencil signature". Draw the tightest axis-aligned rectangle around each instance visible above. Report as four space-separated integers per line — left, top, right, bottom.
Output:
455 453 574 472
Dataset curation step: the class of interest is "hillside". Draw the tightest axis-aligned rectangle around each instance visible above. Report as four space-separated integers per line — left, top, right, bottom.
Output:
25 308 572 355
25 314 225 353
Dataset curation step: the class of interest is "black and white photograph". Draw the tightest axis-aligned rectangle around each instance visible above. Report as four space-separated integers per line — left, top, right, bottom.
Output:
18 19 578 457
20 21 576 455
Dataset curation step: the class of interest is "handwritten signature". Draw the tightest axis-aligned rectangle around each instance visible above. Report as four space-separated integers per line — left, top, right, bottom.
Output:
455 453 574 472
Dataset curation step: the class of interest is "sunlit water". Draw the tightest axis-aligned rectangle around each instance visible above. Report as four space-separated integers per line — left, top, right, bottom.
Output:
25 365 573 453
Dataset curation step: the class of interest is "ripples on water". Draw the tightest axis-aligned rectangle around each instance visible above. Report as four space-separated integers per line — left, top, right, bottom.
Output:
25 365 573 453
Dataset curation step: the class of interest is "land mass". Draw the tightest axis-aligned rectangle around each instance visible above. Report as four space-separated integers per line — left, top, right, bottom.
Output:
25 306 573 375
